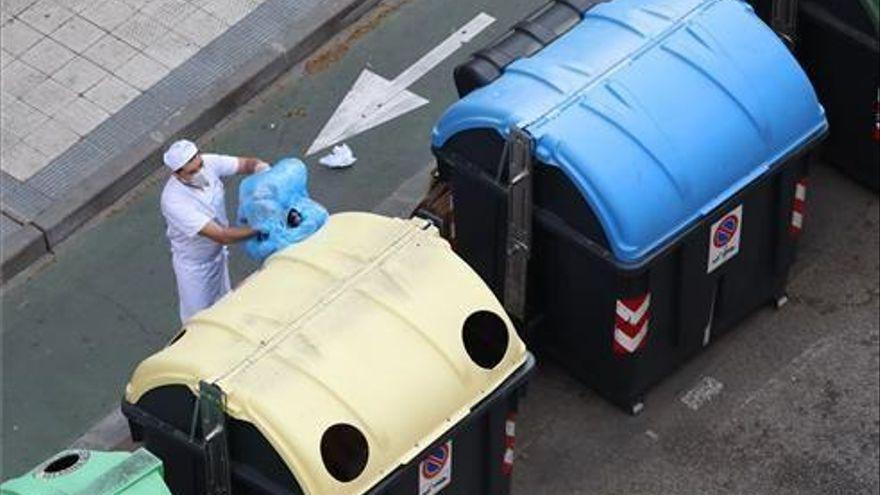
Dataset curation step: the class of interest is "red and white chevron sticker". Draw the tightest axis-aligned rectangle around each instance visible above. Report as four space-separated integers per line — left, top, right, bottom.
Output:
789 179 808 236
614 294 651 355
501 413 516 476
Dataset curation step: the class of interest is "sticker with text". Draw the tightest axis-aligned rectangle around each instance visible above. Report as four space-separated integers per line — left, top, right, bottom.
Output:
708 205 743 273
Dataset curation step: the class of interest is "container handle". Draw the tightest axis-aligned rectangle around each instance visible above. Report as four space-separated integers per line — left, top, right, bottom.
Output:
502 127 534 322
199 381 233 495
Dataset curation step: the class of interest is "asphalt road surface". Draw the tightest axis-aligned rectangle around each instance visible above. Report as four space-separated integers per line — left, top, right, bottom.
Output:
2 1 878 493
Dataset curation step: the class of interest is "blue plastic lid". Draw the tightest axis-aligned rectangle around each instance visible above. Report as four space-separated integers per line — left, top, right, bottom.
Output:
433 0 827 264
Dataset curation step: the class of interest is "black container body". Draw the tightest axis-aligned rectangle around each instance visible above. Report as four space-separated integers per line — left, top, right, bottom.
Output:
122 356 535 495
746 0 774 25
797 1 879 191
800 0 878 38
124 386 305 495
435 129 814 411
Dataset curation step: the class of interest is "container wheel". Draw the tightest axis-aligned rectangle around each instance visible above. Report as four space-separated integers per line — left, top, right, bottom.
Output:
630 401 645 416
775 295 790 309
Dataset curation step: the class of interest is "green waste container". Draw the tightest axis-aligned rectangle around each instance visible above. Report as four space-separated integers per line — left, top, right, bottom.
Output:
0 449 172 495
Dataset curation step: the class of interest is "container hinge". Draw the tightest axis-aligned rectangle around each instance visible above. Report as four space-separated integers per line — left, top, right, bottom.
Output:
199 381 233 495
771 0 799 47
503 127 533 322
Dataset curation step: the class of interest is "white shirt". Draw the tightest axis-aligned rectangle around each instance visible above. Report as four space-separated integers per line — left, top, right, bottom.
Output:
161 154 239 263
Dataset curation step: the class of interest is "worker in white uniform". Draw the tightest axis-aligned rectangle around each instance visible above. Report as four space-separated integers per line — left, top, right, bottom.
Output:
160 139 270 322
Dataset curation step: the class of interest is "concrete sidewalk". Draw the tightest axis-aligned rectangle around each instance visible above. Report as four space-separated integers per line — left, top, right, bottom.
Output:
0 0 379 281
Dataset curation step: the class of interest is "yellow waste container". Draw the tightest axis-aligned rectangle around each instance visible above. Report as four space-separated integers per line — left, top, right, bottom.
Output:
122 213 534 495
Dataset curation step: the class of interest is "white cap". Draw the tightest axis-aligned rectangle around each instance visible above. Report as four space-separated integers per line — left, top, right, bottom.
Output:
163 139 198 171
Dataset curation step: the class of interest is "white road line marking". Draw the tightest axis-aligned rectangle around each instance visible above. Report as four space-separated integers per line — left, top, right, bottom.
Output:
307 13 496 155
680 376 724 411
70 407 130 451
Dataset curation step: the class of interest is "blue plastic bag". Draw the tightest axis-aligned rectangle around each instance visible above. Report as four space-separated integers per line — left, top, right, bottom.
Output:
237 157 328 261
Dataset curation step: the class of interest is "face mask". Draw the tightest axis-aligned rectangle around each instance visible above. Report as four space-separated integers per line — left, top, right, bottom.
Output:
181 170 210 189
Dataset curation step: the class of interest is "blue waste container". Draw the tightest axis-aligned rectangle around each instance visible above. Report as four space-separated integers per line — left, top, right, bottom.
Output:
429 0 828 413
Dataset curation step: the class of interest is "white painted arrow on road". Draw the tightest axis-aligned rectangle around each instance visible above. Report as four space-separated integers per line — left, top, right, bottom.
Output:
307 12 496 156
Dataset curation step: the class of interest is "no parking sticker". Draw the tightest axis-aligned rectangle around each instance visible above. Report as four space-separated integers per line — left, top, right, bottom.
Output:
419 441 452 495
708 205 743 273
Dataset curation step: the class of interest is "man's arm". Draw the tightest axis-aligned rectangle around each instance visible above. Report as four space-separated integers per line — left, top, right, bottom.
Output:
236 157 270 175
199 221 259 245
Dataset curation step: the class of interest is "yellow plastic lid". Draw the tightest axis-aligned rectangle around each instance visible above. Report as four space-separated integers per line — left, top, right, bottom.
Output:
125 212 528 495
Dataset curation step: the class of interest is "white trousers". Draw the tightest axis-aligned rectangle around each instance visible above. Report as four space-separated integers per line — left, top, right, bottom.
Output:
172 248 231 323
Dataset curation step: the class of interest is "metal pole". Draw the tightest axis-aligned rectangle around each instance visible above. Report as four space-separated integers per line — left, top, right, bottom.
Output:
772 0 799 47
